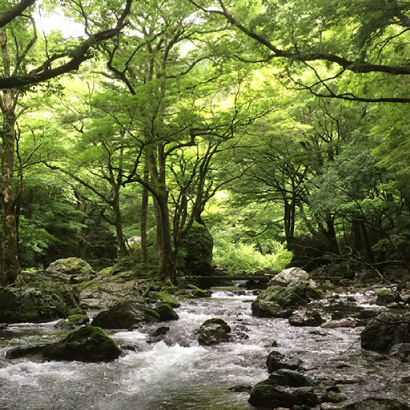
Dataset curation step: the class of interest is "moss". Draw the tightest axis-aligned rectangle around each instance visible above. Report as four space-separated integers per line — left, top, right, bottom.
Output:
154 291 180 307
99 267 113 276
68 314 87 322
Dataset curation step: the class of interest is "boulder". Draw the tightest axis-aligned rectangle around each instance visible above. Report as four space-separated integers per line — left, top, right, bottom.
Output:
197 318 231 346
288 309 325 327
251 284 323 318
46 258 95 282
7 326 121 362
341 398 410 410
0 286 80 323
360 311 410 352
376 289 398 306
92 300 160 329
271 267 314 287
266 351 302 373
181 222 213 276
155 303 179 321
248 383 320 409
390 343 410 361
268 369 313 387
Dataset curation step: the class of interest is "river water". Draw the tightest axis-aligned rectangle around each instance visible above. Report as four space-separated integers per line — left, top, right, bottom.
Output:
0 288 410 409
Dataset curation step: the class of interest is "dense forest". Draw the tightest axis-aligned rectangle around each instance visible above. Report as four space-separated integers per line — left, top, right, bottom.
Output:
1 0 410 285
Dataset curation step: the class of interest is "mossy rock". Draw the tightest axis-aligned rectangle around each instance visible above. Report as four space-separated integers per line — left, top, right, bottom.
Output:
0 287 81 324
251 284 323 318
375 289 397 306
46 257 94 276
91 300 160 329
155 303 179 321
151 291 180 308
7 326 121 362
55 313 89 329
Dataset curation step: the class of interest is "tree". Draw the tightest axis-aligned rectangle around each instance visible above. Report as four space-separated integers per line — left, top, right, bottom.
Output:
189 0 410 103
0 0 133 285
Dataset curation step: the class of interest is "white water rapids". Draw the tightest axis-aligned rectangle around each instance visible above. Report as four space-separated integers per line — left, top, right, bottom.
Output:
0 288 409 409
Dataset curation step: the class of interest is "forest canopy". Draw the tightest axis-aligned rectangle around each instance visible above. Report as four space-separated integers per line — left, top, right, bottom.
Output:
1 0 410 285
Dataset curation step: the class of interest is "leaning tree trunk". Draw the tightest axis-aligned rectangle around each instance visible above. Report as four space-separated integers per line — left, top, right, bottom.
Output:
0 91 20 285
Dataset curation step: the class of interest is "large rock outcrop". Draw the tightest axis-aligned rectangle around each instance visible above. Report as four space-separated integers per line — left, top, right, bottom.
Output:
181 222 213 276
0 286 80 323
361 311 410 352
6 326 121 362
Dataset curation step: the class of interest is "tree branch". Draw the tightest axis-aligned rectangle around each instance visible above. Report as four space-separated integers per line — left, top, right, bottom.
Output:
0 0 36 28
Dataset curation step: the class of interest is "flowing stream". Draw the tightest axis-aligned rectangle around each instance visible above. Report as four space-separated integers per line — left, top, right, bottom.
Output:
1 287 410 409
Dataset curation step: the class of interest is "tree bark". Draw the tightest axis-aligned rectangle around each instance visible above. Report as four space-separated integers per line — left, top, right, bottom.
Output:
112 184 127 257
140 157 149 264
0 92 20 285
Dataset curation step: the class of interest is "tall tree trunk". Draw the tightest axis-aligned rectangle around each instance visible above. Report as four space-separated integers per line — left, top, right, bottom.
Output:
0 91 20 285
112 184 127 257
148 145 175 282
140 157 149 264
154 192 174 282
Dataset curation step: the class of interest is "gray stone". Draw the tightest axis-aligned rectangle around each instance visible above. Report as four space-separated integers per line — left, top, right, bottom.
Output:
288 309 325 327
390 343 410 361
198 318 231 345
268 369 313 387
271 267 315 287
266 350 302 373
248 384 320 409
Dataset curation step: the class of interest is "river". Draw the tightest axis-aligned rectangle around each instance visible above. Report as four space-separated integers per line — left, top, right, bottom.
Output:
0 287 409 409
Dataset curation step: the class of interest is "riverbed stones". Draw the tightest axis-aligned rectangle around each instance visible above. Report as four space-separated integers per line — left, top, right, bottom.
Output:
7 326 121 362
266 351 302 373
360 311 410 352
91 300 161 329
248 383 320 409
288 309 325 327
341 398 410 410
197 318 231 345
0 286 80 323
390 343 410 361
251 284 323 318
268 369 313 387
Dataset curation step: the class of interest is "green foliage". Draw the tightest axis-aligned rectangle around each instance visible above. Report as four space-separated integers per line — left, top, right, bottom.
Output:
212 239 292 273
